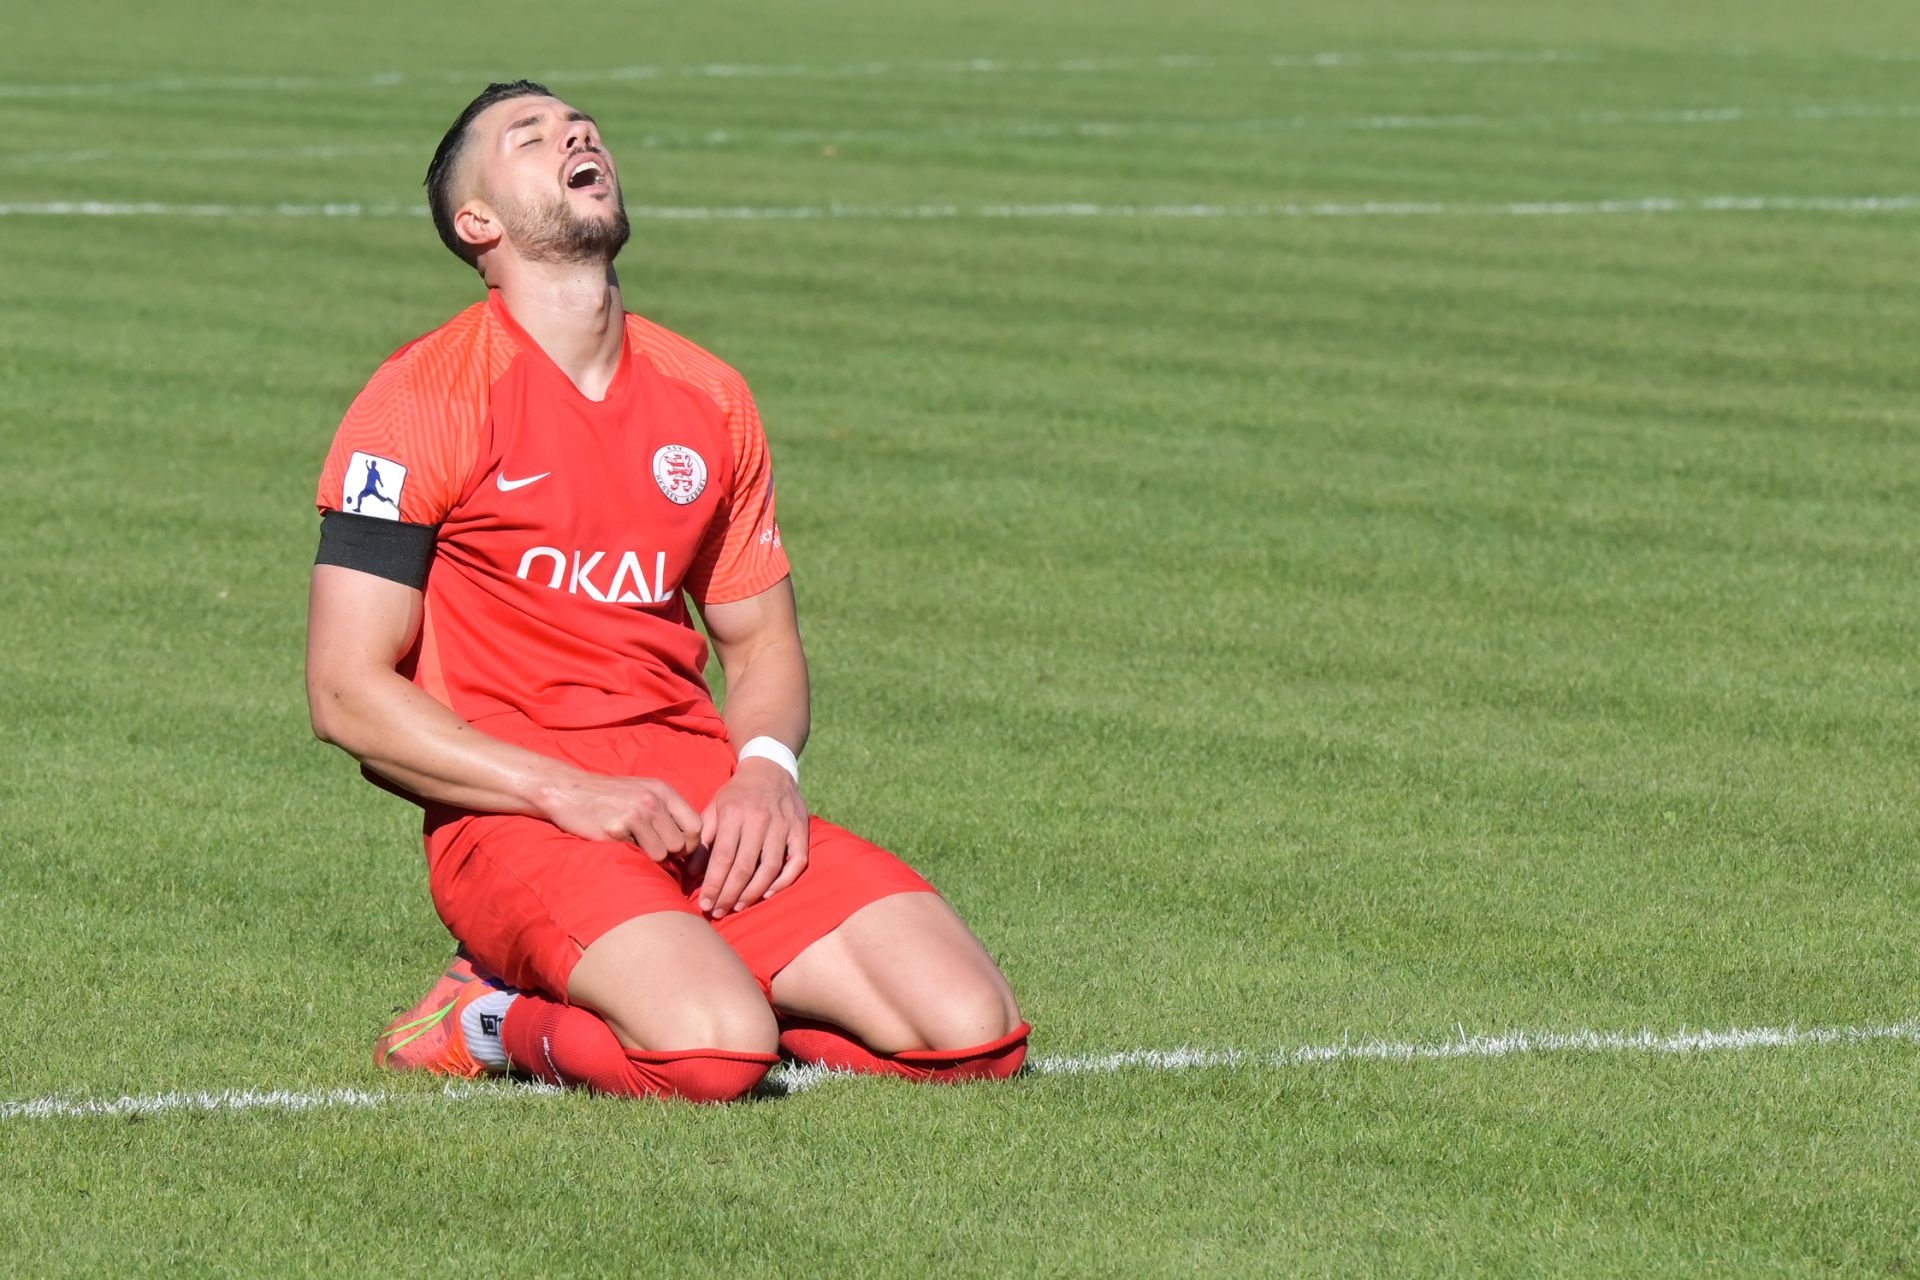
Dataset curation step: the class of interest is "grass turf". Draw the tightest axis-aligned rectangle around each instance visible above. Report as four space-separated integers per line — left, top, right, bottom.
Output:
4 0 1920 1273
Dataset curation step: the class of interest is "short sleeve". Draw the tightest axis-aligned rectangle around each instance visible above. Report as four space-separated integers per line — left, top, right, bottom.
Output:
315 338 486 526
683 378 792 605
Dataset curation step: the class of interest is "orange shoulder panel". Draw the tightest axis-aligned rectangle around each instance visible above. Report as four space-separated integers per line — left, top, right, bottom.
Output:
624 312 754 429
316 302 515 525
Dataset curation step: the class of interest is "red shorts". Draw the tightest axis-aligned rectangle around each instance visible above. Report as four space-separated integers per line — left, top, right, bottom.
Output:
421 721 935 1001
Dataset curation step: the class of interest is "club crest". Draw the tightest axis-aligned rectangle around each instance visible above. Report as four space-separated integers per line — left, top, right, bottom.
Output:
651 444 708 505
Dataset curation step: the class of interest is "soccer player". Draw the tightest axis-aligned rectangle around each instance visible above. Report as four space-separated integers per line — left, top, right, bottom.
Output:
306 80 1028 1102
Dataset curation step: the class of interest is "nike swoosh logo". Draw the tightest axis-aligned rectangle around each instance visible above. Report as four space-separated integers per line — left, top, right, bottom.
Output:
496 472 551 492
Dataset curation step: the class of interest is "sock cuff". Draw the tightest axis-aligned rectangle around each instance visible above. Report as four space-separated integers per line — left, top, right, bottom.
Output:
624 1047 781 1067
893 1021 1032 1066
624 1046 778 1104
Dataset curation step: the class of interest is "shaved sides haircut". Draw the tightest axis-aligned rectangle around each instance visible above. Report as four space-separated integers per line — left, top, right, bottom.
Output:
425 79 554 264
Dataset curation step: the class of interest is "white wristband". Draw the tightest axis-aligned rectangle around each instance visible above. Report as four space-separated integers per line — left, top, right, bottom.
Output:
737 736 799 784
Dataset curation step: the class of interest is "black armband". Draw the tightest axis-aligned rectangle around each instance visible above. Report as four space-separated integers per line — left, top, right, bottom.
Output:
314 509 437 589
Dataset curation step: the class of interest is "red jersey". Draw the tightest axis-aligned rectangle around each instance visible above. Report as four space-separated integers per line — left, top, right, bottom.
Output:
315 290 790 742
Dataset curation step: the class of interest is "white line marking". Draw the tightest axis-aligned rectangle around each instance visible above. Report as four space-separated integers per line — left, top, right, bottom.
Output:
8 43 1918 101
5 1020 1916 1118
777 1020 1920 1093
1045 1021 1920 1070
0 49 1599 99
5 195 1920 223
0 141 421 169
0 1080 561 1120
7 100 1916 170
1268 48 1589 68
0 200 423 217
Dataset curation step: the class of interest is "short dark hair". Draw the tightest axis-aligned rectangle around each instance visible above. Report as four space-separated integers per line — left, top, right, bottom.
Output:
425 79 553 265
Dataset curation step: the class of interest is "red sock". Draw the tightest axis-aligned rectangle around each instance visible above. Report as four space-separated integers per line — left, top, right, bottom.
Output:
779 1018 1030 1083
500 996 774 1103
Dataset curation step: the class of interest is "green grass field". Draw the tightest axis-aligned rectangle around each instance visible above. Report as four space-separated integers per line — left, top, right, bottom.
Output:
6 0 1920 1272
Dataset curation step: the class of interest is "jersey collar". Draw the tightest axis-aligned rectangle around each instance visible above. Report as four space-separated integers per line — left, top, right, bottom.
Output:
487 288 638 410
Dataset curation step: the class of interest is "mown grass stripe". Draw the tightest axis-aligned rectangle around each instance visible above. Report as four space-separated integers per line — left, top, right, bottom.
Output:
0 49 1602 99
7 101 1917 169
7 195 1920 221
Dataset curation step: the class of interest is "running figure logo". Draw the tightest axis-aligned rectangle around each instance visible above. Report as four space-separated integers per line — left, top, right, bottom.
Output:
343 451 408 520
354 462 392 509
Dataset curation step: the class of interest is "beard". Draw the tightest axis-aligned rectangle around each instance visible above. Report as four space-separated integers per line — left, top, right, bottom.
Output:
497 185 631 265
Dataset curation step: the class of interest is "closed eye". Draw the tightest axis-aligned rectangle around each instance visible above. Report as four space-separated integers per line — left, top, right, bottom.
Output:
520 136 542 148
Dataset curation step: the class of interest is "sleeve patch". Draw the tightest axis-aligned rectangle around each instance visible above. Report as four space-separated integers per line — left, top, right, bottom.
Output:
341 451 408 521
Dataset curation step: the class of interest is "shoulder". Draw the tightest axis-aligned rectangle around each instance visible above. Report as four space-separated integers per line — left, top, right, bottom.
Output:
347 302 516 429
625 312 754 416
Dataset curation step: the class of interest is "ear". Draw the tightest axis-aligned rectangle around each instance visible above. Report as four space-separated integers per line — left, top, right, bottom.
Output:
454 201 502 255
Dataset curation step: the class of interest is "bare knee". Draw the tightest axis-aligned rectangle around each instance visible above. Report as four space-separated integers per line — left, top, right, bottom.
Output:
773 893 1026 1053
568 914 779 1055
686 995 780 1055
600 988 778 1055
913 972 1024 1051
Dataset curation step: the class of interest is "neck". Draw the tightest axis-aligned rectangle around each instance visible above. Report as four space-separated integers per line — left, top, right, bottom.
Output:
491 259 626 401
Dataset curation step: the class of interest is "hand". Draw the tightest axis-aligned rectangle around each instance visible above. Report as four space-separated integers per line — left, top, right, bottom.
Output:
539 774 702 861
695 757 809 917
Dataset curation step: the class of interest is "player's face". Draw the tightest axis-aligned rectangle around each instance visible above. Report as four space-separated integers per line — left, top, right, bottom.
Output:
468 94 629 265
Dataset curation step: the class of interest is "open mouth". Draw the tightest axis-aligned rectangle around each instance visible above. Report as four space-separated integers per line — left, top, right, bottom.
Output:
564 154 608 191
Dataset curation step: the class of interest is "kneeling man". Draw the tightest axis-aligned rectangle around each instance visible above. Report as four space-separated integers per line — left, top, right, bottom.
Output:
305 80 1026 1101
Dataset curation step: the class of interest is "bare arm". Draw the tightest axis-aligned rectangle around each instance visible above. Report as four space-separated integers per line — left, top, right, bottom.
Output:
705 576 811 760
691 577 812 915
305 563 701 855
